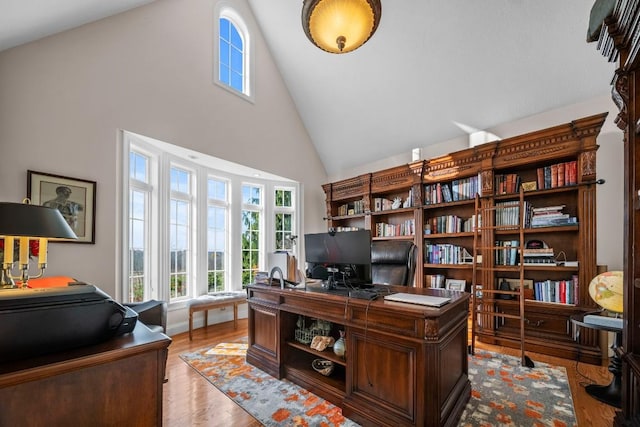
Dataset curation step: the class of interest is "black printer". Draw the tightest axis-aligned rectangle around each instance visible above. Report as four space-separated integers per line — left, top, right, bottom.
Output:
0 283 137 362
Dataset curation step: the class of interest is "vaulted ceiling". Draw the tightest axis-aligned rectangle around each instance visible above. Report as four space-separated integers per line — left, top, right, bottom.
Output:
0 0 616 175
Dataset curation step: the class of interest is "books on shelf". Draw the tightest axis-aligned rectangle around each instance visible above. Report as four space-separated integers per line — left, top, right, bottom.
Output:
531 276 579 304
536 160 578 190
337 199 366 216
424 215 475 234
375 219 415 237
494 200 533 228
495 173 521 194
424 174 480 205
530 204 577 227
425 274 445 288
494 240 519 266
521 247 555 265
424 242 471 265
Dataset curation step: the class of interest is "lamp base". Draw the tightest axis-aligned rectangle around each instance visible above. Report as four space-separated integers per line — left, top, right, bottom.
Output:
0 268 16 289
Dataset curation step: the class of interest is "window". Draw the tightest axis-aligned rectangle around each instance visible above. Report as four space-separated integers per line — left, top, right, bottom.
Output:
275 188 294 251
128 151 150 302
123 132 299 309
241 184 262 286
219 18 244 92
207 178 228 292
215 6 253 101
169 167 193 300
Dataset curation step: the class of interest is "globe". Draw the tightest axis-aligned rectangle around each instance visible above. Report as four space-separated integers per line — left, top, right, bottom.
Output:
588 270 623 314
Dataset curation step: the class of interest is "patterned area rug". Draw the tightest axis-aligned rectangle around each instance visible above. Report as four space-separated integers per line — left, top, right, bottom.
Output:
180 344 577 427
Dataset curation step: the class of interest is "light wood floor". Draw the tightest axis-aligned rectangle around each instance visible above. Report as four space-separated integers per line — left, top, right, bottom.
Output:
163 319 617 426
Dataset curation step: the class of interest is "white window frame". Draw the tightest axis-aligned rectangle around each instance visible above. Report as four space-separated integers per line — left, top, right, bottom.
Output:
120 132 301 314
274 186 296 252
168 164 196 302
240 183 264 286
214 3 254 103
205 176 230 293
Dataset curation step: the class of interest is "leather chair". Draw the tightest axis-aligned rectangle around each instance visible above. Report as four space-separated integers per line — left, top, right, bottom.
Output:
371 240 417 286
124 299 167 334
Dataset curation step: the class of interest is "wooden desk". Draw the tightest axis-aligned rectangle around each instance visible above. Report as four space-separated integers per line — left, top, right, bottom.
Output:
246 284 470 427
0 323 171 427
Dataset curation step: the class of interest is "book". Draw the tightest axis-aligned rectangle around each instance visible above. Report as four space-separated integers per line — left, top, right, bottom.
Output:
557 162 565 187
550 164 558 187
536 168 544 190
441 183 453 203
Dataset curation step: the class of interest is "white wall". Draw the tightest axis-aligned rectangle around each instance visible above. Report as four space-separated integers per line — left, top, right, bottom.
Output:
0 0 328 304
331 95 625 272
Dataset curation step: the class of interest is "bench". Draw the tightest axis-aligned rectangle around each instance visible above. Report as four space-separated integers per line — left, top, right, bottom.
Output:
187 291 247 340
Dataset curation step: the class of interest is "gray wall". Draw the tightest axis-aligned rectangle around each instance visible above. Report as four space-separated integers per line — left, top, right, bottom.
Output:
0 0 328 299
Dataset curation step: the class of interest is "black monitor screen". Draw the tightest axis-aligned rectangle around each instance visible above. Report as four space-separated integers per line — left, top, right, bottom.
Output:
304 230 371 284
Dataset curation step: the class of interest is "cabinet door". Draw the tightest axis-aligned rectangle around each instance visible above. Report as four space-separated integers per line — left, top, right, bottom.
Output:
247 302 280 377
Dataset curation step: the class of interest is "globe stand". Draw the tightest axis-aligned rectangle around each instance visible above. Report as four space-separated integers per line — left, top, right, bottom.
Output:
571 310 623 409
584 329 622 408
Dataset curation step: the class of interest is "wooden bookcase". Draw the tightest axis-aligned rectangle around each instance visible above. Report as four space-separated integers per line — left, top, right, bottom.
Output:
590 1 640 422
322 112 607 362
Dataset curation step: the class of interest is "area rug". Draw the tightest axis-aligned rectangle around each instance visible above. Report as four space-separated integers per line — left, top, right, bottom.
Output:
180 343 577 427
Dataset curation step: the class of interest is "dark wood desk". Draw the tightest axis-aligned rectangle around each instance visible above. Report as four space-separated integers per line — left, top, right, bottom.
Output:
0 323 171 426
246 284 470 427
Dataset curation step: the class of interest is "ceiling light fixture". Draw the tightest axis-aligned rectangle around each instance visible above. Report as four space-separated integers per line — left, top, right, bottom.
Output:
302 0 381 54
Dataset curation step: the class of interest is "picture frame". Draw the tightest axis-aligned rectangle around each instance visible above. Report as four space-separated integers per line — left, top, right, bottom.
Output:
27 170 96 244
497 277 535 300
497 277 533 291
445 279 466 292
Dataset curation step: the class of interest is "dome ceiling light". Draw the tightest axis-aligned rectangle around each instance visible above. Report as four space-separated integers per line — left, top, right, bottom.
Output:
302 0 382 54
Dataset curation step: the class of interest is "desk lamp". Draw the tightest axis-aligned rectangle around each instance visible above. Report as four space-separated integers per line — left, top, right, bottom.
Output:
0 200 77 288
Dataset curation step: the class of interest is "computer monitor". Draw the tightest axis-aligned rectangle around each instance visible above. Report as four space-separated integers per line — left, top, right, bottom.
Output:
304 229 371 287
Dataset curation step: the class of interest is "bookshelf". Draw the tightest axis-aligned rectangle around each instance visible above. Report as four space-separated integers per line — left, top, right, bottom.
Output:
322 113 607 361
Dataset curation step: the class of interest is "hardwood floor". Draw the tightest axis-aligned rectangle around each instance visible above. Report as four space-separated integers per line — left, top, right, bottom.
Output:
163 319 617 426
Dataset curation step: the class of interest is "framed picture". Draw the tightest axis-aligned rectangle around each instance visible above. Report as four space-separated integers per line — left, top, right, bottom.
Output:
27 170 96 244
497 277 533 291
445 279 466 292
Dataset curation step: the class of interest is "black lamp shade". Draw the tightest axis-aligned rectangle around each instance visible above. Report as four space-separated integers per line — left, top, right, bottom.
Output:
0 202 77 239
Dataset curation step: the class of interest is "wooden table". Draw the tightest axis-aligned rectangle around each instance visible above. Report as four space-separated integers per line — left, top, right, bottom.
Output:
246 284 470 426
0 322 171 427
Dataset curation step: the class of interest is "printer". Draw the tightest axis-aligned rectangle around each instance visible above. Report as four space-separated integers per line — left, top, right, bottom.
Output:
0 283 137 362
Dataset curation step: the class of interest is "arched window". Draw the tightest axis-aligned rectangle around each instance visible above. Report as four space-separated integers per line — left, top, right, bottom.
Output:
216 5 253 101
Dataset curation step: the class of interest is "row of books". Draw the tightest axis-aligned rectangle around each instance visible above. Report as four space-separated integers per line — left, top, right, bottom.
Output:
425 274 445 288
494 201 577 228
494 201 532 227
495 173 521 195
531 276 579 304
374 220 415 237
424 215 476 234
495 240 520 266
336 199 366 216
424 175 480 205
424 243 473 265
536 160 578 190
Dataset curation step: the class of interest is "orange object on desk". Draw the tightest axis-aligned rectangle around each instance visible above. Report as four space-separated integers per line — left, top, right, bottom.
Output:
25 276 77 288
